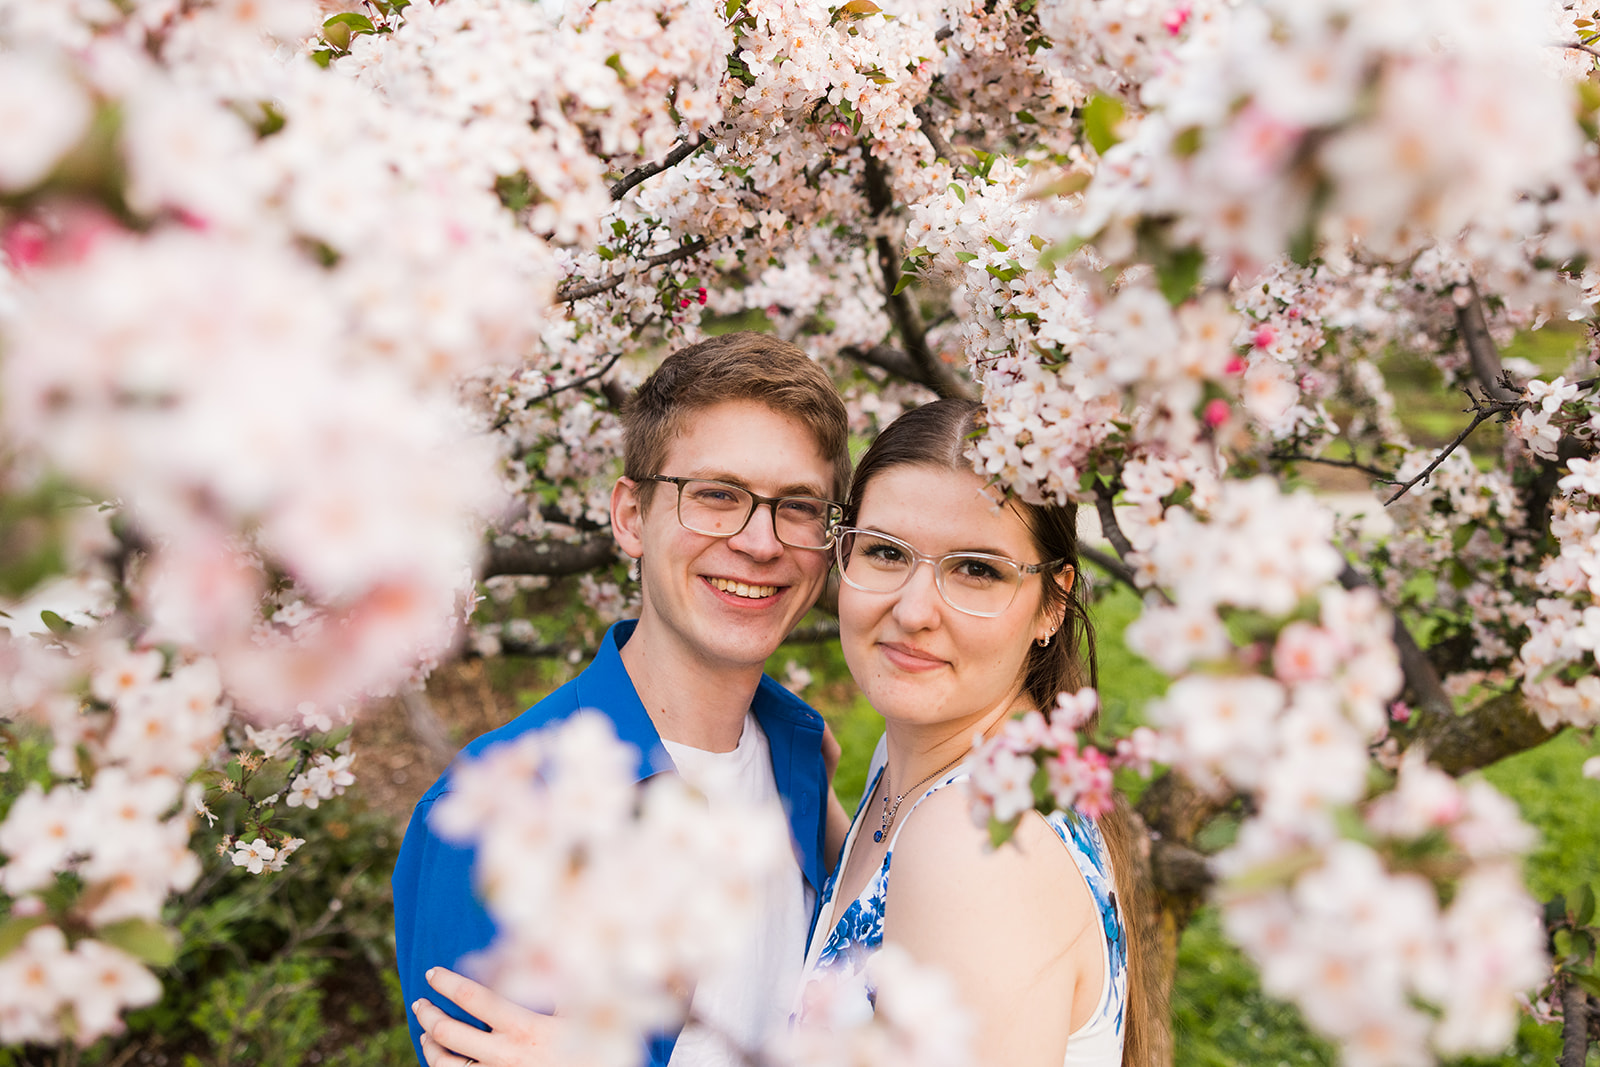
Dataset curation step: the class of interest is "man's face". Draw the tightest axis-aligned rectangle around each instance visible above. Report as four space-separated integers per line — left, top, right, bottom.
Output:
615 399 837 674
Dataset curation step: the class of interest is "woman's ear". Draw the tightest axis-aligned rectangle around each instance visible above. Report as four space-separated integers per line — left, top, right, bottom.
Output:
1042 564 1074 637
611 477 646 561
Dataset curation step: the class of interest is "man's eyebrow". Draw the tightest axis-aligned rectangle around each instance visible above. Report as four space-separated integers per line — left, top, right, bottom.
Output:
686 472 830 498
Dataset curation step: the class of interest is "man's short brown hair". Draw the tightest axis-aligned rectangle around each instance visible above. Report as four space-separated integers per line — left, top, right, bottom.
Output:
622 332 851 504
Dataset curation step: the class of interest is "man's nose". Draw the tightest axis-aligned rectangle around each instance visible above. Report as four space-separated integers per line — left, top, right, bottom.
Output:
726 501 783 560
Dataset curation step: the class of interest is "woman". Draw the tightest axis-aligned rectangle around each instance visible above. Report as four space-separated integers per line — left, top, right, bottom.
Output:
414 398 1155 1066
796 397 1152 1067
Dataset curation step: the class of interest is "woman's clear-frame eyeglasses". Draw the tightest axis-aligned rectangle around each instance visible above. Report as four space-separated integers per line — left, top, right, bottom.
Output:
832 526 1065 618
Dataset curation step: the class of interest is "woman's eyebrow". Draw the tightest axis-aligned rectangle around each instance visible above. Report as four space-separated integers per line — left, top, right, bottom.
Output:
856 525 1019 558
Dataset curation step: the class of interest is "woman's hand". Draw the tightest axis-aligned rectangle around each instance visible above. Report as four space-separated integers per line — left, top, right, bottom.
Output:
412 967 566 1067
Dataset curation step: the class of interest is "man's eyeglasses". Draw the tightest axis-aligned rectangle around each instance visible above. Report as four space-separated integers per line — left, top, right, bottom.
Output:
833 526 1065 618
639 476 842 551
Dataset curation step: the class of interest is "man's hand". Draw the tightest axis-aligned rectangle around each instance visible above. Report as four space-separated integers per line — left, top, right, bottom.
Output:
821 718 842 781
820 720 850 871
412 967 567 1067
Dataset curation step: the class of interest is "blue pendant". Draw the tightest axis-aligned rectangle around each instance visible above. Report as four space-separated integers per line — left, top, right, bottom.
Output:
873 829 883 842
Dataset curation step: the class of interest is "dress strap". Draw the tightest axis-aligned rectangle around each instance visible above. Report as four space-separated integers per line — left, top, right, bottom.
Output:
884 766 969 851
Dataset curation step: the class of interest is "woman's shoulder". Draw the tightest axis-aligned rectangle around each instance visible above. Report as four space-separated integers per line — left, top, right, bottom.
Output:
887 781 1093 919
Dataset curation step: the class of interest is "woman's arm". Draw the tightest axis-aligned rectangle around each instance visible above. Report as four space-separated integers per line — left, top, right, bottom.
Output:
882 788 1102 1067
412 968 569 1067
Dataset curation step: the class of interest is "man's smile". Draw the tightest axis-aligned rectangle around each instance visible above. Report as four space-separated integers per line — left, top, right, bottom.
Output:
705 576 781 599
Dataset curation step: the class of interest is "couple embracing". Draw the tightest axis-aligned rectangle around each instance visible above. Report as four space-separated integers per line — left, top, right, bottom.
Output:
394 332 1155 1067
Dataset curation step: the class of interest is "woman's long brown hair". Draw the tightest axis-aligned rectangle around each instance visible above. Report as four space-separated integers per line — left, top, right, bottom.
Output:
844 397 1164 1066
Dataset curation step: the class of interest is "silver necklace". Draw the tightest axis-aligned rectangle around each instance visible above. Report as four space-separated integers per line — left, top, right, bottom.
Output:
874 753 965 843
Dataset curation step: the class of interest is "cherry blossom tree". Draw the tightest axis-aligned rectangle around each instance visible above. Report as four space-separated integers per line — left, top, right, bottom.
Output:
2 0 1600 1063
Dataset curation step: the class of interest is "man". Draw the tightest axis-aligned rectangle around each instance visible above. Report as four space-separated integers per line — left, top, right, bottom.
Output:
393 332 853 1066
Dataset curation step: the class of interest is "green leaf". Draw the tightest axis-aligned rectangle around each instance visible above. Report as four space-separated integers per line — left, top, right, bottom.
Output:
953 251 978 263
987 235 1008 252
1156 245 1203 306
988 815 1019 849
323 12 375 31
1578 972 1600 999
891 273 915 296
1015 110 1037 124
39 610 72 635
97 918 179 967
1579 884 1596 928
320 12 373 49
1171 125 1203 158
1082 93 1125 156
1030 764 1052 807
0 915 47 957
948 182 966 203
834 0 882 19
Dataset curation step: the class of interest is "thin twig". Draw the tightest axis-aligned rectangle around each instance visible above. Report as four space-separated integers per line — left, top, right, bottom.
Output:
1268 451 1399 483
609 135 710 201
1556 39 1600 59
557 237 709 302
506 349 627 413
1383 390 1520 505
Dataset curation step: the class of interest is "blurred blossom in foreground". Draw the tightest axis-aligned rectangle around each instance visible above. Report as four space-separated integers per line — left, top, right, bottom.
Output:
435 713 977 1067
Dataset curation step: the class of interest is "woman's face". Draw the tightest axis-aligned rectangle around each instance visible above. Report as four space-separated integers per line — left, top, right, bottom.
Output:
838 463 1058 734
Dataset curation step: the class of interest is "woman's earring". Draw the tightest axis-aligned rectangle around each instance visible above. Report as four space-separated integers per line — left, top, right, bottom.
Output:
1036 630 1054 648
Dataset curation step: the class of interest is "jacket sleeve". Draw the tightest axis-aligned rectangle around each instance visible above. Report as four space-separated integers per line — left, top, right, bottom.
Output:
393 791 496 1065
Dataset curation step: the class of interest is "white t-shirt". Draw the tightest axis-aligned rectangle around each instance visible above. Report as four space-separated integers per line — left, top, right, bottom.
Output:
661 714 811 1066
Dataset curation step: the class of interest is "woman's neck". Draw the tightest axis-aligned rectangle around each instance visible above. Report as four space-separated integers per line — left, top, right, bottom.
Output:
881 689 1033 792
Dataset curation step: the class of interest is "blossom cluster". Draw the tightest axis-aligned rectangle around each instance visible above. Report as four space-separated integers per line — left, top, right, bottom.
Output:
0 639 217 1044
1217 753 1546 1065
1070 0 1583 275
430 712 793 1064
967 687 1164 835
434 712 976 1066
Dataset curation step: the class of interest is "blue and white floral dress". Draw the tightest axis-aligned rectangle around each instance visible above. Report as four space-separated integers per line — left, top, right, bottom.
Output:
795 750 1128 1067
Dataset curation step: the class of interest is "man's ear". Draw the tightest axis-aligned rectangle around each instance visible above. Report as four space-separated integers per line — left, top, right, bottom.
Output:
611 478 646 561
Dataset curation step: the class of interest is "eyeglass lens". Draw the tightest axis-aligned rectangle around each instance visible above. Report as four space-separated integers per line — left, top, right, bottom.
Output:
835 530 1025 616
675 479 837 549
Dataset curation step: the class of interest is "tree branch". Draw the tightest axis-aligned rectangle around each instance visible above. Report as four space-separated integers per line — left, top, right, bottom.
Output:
1560 983 1591 1067
1094 487 1138 564
609 135 710 201
914 102 961 165
838 342 938 386
859 149 973 400
1556 40 1600 60
1338 562 1454 723
1383 388 1521 505
1081 543 1139 591
1454 279 1519 403
1407 688 1560 777
1269 450 1398 483
557 238 709 303
499 350 627 421
484 536 619 578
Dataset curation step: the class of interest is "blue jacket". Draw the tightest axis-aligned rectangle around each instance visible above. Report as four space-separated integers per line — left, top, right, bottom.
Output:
393 620 832 1066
